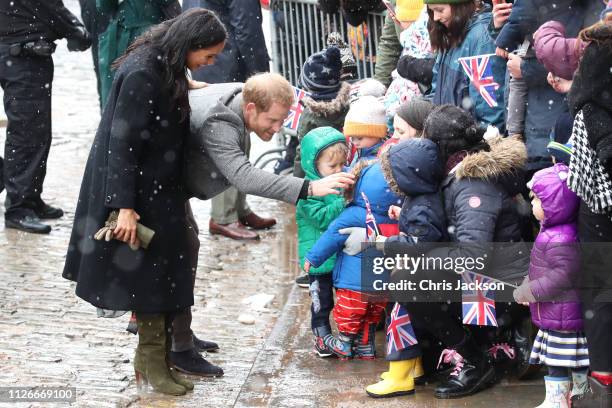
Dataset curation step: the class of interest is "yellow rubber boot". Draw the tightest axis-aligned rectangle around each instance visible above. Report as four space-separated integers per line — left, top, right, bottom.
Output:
381 356 423 381
366 359 416 398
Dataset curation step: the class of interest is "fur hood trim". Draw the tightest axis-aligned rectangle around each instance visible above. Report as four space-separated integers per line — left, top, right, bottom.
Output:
456 135 527 180
303 82 351 117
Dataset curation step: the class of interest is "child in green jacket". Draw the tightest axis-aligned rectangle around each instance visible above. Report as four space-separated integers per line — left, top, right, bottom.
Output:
296 127 348 357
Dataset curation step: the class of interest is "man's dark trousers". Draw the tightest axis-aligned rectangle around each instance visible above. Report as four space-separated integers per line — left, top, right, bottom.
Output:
0 45 54 218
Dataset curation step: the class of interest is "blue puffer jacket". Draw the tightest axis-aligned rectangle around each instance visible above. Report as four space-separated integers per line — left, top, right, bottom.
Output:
349 141 384 167
305 162 400 291
491 0 603 170
379 139 447 255
429 5 506 130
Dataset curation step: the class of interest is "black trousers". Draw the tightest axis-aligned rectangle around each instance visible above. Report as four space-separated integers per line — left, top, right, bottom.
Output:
309 273 335 334
0 45 54 218
578 202 612 372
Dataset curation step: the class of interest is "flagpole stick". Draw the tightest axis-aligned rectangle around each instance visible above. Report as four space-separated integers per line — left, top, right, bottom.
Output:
462 270 519 289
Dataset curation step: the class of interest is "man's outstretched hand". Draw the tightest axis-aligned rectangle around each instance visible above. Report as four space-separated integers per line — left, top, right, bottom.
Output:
309 172 355 196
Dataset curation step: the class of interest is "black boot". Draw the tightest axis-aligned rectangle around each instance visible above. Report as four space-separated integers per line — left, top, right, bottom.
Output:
169 348 224 378
5 212 51 234
513 317 540 379
434 337 495 399
572 376 612 407
34 200 64 219
192 334 219 353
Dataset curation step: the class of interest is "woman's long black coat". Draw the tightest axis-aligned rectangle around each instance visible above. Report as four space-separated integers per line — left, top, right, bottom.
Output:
63 46 198 313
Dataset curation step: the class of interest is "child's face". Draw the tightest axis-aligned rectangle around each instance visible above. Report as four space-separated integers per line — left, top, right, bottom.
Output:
351 136 380 149
531 194 545 222
393 115 419 141
316 150 346 177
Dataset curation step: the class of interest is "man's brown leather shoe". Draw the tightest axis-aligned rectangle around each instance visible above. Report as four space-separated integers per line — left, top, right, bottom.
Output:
239 212 277 230
209 219 259 240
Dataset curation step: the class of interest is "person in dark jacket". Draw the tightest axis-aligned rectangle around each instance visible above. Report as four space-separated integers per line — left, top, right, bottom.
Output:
491 0 603 172
0 0 91 234
184 0 274 241
514 164 590 405
566 18 612 407
183 0 269 83
366 138 446 398
418 105 529 399
62 9 227 395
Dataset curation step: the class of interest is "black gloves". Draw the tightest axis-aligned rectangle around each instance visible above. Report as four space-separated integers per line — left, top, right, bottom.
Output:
67 26 92 52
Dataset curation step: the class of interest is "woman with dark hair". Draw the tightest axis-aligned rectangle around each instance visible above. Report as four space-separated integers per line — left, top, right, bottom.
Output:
424 0 506 130
566 16 612 407
414 104 528 399
62 9 227 395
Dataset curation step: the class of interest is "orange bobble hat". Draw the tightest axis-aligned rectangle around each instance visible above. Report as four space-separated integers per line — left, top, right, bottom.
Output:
344 95 388 138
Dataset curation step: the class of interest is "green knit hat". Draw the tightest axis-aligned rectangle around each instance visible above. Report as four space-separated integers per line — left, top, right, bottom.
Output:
423 0 472 3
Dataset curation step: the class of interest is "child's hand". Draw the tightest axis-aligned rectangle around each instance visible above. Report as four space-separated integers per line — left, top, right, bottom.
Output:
547 72 572 94
304 260 311 274
519 302 530 307
375 235 387 251
388 205 401 220
495 47 509 59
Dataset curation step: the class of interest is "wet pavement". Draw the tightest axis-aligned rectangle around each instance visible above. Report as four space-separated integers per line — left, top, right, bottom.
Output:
0 1 545 407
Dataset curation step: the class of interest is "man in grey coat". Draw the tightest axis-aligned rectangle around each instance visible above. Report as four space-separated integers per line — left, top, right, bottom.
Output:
184 0 272 240
170 73 354 377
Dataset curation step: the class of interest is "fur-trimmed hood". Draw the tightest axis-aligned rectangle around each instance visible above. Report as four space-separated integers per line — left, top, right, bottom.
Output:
302 82 351 118
380 138 444 198
455 135 527 180
453 135 527 197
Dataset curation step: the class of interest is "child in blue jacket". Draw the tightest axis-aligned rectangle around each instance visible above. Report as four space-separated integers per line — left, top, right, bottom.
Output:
305 160 401 359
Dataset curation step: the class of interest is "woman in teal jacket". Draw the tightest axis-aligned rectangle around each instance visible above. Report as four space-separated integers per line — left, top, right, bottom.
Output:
425 0 506 130
97 0 180 106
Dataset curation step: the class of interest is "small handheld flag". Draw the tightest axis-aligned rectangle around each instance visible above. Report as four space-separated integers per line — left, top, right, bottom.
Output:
387 303 418 356
284 87 310 130
462 271 498 327
458 53 500 108
361 192 379 242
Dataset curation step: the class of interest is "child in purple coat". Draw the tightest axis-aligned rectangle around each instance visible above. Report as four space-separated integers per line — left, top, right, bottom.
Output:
514 163 589 407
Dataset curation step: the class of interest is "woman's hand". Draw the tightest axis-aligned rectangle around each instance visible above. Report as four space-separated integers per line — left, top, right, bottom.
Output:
388 205 401 220
304 260 311 274
188 79 208 90
310 172 355 196
492 2 513 29
507 53 523 79
114 208 141 247
547 72 572 94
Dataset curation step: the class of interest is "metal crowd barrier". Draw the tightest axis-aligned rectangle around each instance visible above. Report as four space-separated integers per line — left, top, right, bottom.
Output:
270 0 386 86
256 1 385 171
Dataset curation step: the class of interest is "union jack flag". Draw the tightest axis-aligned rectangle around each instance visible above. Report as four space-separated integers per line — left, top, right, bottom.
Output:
361 192 379 242
283 87 310 130
458 53 500 108
462 271 498 327
387 303 418 355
